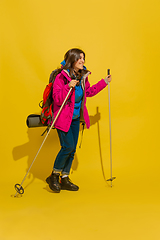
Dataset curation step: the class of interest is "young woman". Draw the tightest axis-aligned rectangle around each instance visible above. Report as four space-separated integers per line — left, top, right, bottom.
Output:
46 48 112 192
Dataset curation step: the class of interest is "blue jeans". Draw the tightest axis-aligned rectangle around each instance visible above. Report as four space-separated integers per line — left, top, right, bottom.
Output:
53 117 80 175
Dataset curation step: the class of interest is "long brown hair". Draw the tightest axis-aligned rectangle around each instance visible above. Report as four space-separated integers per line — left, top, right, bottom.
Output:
63 48 89 79
49 48 89 83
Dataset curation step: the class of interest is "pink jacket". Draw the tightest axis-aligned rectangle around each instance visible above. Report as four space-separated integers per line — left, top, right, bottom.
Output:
52 70 107 132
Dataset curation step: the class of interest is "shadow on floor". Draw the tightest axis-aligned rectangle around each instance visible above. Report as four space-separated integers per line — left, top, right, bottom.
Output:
12 107 103 190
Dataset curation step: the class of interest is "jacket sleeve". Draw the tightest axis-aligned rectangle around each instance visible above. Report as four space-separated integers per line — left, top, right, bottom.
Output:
85 77 107 97
53 73 72 106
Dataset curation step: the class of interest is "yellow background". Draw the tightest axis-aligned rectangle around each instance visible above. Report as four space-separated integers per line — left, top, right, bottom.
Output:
0 0 160 239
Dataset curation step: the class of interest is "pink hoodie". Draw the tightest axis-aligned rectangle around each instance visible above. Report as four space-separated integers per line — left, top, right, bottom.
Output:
52 70 107 132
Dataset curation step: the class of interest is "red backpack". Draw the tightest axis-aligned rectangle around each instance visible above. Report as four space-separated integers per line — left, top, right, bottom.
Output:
39 69 62 126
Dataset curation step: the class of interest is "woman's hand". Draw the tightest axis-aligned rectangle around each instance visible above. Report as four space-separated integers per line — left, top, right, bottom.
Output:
105 75 112 83
69 80 79 88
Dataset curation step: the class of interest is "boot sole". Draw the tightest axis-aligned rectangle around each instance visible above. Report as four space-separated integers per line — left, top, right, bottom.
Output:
60 185 79 191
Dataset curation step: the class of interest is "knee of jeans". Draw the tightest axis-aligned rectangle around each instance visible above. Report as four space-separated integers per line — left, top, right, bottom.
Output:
64 144 75 154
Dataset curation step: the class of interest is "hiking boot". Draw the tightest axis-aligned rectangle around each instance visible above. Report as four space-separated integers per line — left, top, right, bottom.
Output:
46 173 61 193
60 176 79 191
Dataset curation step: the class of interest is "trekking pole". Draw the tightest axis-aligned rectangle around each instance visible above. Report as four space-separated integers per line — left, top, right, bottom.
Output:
106 69 116 187
14 87 73 197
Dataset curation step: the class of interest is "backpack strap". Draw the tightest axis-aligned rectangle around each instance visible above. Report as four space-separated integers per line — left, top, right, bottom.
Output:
41 125 55 136
79 122 85 148
39 100 43 109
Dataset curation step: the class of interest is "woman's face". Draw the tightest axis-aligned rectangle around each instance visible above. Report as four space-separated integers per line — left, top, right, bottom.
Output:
73 53 85 71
